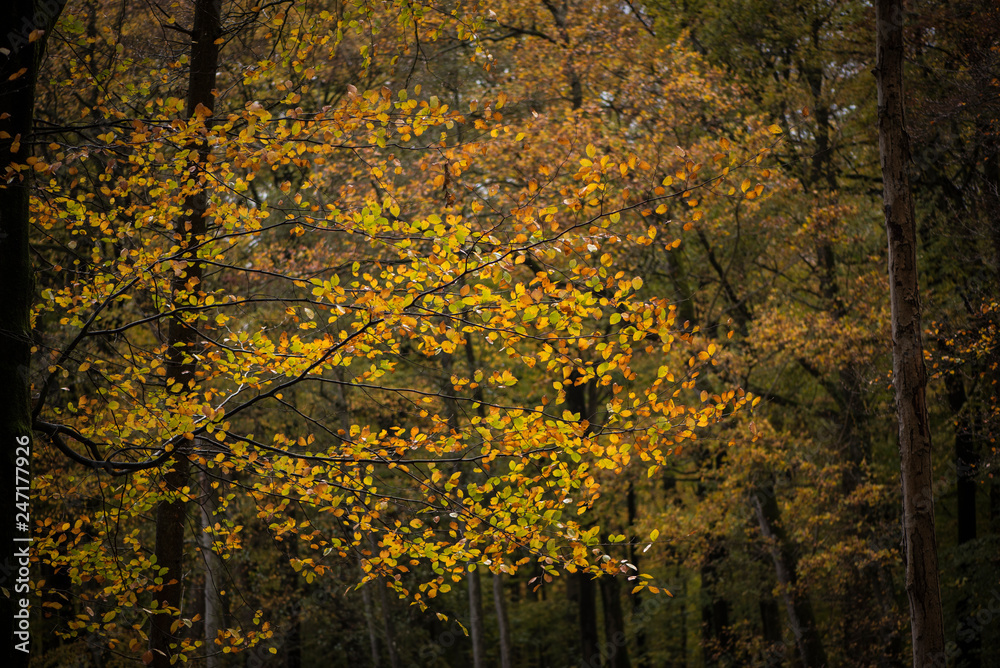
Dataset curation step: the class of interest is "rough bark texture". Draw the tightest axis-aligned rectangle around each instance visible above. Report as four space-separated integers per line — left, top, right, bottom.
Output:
875 1 946 664
0 2 65 664
148 0 221 665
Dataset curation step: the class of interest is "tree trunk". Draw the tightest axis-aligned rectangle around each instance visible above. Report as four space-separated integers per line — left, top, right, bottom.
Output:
572 570 600 668
378 581 401 668
875 2 947 665
945 373 980 668
361 566 381 668
468 567 485 668
199 470 223 668
493 572 512 668
599 575 631 668
752 487 827 668
699 542 731 666
148 0 221 665
1 1 65 664
626 484 649 668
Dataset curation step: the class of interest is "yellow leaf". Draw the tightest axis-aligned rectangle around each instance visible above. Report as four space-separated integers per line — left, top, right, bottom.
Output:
650 529 659 541
586 144 596 159
740 178 751 193
767 124 783 134
631 277 643 291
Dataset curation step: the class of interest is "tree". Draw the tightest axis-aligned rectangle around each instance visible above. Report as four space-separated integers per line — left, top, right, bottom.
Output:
1 1 66 664
20 0 767 663
875 0 946 664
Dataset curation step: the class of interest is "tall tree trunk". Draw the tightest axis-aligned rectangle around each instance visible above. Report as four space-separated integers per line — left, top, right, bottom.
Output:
562 364 603 668
945 374 980 668
875 2 946 665
148 0 221 665
752 486 827 668
378 581 401 668
626 484 649 668
576 571 600 668
1 2 65 664
493 573 512 668
599 575 631 668
199 470 223 668
283 514 302 668
468 567 485 668
699 542 731 666
360 562 381 668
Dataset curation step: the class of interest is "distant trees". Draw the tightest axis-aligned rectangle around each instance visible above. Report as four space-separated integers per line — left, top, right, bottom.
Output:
5 0 998 666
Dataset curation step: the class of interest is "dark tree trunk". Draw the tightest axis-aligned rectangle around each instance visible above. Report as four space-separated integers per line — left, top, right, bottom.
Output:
875 2 947 665
575 571 600 668
493 573 513 668
148 0 222 665
599 575 631 668
946 374 980 668
0 1 65 664
360 561 381 668
626 484 648 668
378 581 401 668
468 567 485 668
752 486 827 668
699 543 731 666
199 470 224 668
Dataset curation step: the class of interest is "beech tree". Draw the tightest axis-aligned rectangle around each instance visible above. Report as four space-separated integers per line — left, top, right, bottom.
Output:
16 0 770 663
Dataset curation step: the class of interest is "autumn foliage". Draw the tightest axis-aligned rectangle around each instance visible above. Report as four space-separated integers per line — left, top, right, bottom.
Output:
4 0 999 666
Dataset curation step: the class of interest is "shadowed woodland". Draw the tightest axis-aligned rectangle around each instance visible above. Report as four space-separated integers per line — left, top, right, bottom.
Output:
1 0 998 666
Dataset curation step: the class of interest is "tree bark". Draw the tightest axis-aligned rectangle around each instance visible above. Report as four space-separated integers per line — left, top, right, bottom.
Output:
360 562 381 668
699 542 731 666
599 575 631 668
199 470 223 668
377 581 401 668
570 570 600 668
626 484 649 668
875 2 946 665
752 487 827 668
493 572 512 668
0 2 65 664
148 0 222 665
468 567 485 668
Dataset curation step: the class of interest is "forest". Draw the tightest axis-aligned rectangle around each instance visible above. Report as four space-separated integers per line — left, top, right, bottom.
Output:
0 0 997 666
